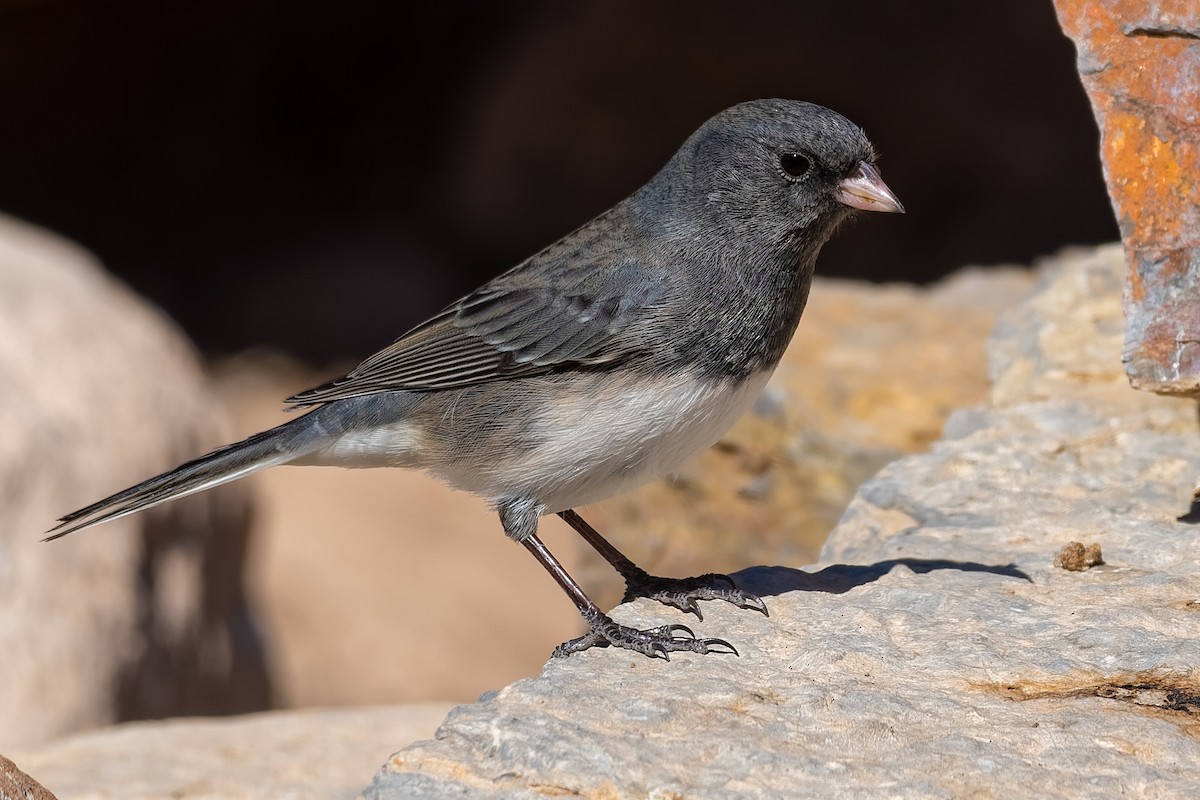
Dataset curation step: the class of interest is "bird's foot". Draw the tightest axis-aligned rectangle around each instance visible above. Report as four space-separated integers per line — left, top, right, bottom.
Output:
621 570 769 620
552 609 738 660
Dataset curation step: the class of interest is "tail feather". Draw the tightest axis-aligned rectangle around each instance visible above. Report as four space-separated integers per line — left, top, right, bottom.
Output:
46 418 321 541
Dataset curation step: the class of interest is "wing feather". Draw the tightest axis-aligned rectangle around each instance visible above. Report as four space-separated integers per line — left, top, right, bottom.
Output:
285 254 666 407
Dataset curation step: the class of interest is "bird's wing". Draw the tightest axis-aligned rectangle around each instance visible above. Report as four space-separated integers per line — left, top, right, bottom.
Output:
285 254 667 406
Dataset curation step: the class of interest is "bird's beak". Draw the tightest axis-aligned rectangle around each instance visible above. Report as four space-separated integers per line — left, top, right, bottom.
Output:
835 161 904 214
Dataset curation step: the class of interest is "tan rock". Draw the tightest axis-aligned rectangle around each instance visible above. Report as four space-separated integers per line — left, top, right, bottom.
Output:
9 704 452 800
990 243 1196 432
0 214 265 749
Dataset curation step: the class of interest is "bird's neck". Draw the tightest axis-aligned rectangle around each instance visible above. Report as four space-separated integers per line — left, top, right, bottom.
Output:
665 232 820 383
623 193 838 382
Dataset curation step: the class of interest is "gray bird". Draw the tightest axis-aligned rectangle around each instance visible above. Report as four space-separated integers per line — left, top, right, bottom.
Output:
48 99 903 659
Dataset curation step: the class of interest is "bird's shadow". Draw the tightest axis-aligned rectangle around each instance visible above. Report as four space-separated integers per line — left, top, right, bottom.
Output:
1177 498 1200 524
732 558 1031 599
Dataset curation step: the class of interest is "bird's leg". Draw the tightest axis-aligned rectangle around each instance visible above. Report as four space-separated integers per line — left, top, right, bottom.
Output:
500 500 736 659
557 508 768 621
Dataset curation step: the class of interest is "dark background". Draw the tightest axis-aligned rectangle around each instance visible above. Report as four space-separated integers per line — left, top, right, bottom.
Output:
0 0 1117 361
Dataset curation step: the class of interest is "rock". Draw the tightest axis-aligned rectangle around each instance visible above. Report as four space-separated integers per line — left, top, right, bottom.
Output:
1052 0 1200 394
0 754 57 800
0 214 267 749
1055 541 1104 571
363 243 1200 798
582 267 1034 608
7 704 452 800
990 243 1196 433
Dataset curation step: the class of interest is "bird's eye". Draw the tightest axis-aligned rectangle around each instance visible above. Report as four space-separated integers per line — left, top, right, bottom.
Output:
779 152 811 179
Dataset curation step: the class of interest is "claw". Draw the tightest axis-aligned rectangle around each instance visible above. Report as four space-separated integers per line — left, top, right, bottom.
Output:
700 637 739 656
739 595 770 617
665 623 696 640
676 596 703 620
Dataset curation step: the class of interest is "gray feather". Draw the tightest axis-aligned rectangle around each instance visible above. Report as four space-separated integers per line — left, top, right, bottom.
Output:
45 411 331 540
285 255 667 405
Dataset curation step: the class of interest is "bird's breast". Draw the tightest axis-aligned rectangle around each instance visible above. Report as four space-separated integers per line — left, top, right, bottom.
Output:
493 368 774 512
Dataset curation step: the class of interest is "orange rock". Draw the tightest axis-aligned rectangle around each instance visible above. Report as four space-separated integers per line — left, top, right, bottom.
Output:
1052 0 1200 394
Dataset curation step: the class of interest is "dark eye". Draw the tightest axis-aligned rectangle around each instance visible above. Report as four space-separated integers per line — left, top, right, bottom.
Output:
779 152 811 179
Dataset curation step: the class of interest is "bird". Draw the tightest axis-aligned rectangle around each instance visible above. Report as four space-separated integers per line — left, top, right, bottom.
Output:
48 99 903 660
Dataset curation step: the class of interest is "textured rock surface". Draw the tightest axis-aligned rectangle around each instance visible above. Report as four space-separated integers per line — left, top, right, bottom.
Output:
583 268 1034 607
0 754 57 800
8 704 452 800
1053 0 1200 393
0 214 266 748
364 244 1200 798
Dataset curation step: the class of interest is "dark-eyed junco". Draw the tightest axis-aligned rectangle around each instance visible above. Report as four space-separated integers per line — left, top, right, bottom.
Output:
49 99 902 659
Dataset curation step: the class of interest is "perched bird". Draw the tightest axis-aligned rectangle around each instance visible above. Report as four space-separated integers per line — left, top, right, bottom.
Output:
48 99 903 659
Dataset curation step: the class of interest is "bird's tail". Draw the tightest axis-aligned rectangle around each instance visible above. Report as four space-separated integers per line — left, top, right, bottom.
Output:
45 412 329 541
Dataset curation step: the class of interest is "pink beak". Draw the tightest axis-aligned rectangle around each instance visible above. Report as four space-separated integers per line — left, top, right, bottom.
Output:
835 161 904 213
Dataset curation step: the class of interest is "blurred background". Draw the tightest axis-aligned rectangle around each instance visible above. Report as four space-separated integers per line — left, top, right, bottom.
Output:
1 0 1115 361
0 0 1119 741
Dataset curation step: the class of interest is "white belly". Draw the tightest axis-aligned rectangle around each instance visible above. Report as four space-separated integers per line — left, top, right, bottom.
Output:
458 369 772 513
307 369 773 516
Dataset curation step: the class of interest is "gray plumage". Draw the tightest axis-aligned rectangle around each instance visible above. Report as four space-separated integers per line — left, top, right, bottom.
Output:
49 99 903 659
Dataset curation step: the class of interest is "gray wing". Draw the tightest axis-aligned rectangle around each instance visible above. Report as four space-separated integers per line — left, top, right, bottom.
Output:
285 256 667 406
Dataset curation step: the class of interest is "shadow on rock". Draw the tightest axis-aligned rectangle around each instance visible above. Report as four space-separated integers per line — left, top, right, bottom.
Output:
733 560 1031 598
1175 497 1200 524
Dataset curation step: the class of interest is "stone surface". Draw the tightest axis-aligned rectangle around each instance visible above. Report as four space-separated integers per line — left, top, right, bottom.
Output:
0 754 57 800
8 704 452 800
988 243 1198 433
1053 0 1200 393
0 214 266 749
583 267 1034 608
363 243 1200 799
